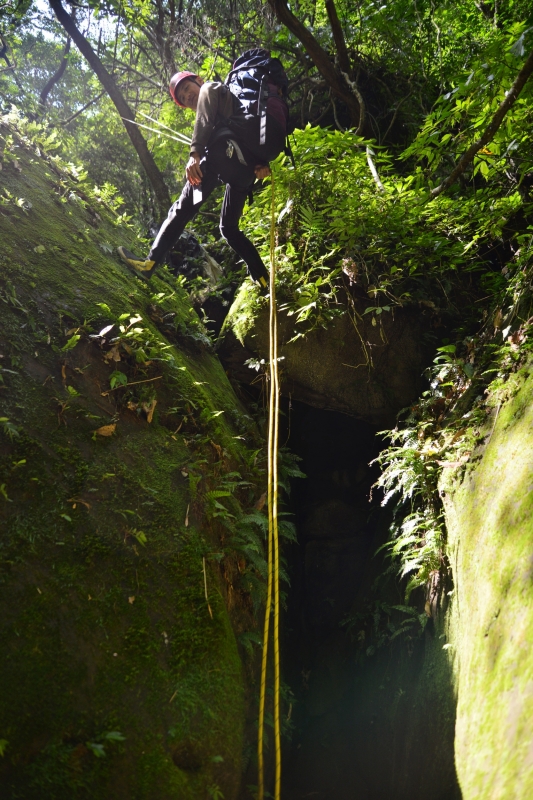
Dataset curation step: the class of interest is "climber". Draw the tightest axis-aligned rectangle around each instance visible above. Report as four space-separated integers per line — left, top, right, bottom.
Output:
118 50 289 290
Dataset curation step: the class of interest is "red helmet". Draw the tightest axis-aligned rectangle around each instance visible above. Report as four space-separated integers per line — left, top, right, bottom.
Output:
169 71 199 106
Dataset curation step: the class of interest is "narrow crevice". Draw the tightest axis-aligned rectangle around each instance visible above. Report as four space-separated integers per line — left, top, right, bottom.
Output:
280 402 461 800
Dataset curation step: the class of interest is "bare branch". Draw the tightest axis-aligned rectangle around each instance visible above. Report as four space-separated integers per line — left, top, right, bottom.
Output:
341 70 365 135
325 0 350 74
40 37 71 107
109 60 163 90
58 90 106 126
366 146 385 192
429 47 533 200
267 0 364 129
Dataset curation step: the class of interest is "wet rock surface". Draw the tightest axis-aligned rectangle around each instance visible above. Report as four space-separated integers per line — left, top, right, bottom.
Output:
219 292 433 426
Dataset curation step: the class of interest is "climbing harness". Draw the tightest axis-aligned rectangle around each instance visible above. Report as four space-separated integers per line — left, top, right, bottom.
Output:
257 172 282 800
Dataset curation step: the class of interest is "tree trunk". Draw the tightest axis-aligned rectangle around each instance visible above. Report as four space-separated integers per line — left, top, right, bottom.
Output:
48 0 171 218
267 0 364 130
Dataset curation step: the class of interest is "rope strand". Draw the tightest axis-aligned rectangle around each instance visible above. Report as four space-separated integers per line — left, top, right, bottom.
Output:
257 171 282 800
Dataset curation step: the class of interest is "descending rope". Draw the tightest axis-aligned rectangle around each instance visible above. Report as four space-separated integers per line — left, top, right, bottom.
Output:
258 172 282 800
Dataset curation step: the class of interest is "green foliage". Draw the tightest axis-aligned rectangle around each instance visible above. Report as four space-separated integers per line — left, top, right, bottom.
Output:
342 598 429 659
0 417 20 440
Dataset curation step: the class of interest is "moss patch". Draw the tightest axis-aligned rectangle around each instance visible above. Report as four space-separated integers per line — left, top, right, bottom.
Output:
0 118 264 799
442 365 533 799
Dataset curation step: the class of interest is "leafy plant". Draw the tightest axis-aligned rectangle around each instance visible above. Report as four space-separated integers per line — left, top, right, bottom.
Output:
0 417 20 439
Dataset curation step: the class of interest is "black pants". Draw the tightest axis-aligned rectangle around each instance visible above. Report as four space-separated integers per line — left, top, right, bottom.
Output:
149 126 282 283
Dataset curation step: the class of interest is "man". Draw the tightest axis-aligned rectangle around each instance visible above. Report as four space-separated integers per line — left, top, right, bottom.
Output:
118 70 287 289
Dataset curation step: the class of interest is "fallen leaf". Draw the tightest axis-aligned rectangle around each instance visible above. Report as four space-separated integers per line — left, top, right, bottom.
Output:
255 492 267 511
67 497 90 509
103 343 121 363
128 596 135 604
142 398 157 423
61 364 67 381
95 423 116 437
185 504 189 527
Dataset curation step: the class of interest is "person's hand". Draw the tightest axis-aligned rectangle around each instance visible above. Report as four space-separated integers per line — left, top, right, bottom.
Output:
254 164 271 180
186 153 203 186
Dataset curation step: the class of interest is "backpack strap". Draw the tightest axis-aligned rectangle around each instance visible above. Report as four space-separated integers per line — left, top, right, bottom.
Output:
259 73 268 146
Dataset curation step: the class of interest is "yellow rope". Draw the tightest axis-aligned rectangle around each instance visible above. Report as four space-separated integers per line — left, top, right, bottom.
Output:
257 171 282 800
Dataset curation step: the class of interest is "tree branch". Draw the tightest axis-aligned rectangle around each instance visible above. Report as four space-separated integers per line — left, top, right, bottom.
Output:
325 0 350 74
59 90 106 125
429 47 533 200
48 0 170 217
342 70 365 135
267 0 364 129
108 59 162 90
39 37 71 107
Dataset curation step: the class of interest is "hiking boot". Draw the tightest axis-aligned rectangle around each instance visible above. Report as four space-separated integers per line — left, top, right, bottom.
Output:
117 247 156 280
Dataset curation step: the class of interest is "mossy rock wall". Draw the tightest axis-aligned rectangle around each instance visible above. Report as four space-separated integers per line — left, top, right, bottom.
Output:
219 283 430 425
0 119 263 799
442 366 533 799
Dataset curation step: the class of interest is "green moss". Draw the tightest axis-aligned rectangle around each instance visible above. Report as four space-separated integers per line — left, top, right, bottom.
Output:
0 119 260 799
222 281 264 346
442 367 533 799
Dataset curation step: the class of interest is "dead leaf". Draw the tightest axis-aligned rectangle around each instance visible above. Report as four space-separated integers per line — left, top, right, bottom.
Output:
128 596 135 604
493 309 503 330
210 440 223 459
255 492 267 511
126 400 138 411
95 423 116 437
67 497 90 509
61 364 67 381
185 504 189 527
103 343 121 363
142 398 157 423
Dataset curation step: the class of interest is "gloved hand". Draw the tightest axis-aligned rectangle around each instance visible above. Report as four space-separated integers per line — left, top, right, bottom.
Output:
186 153 203 186
254 164 271 180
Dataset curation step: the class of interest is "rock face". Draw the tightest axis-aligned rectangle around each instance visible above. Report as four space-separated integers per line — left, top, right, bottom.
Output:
219 286 431 425
442 365 533 799
0 119 262 799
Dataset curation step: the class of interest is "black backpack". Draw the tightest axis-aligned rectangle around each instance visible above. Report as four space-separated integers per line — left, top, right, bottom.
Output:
224 48 290 158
